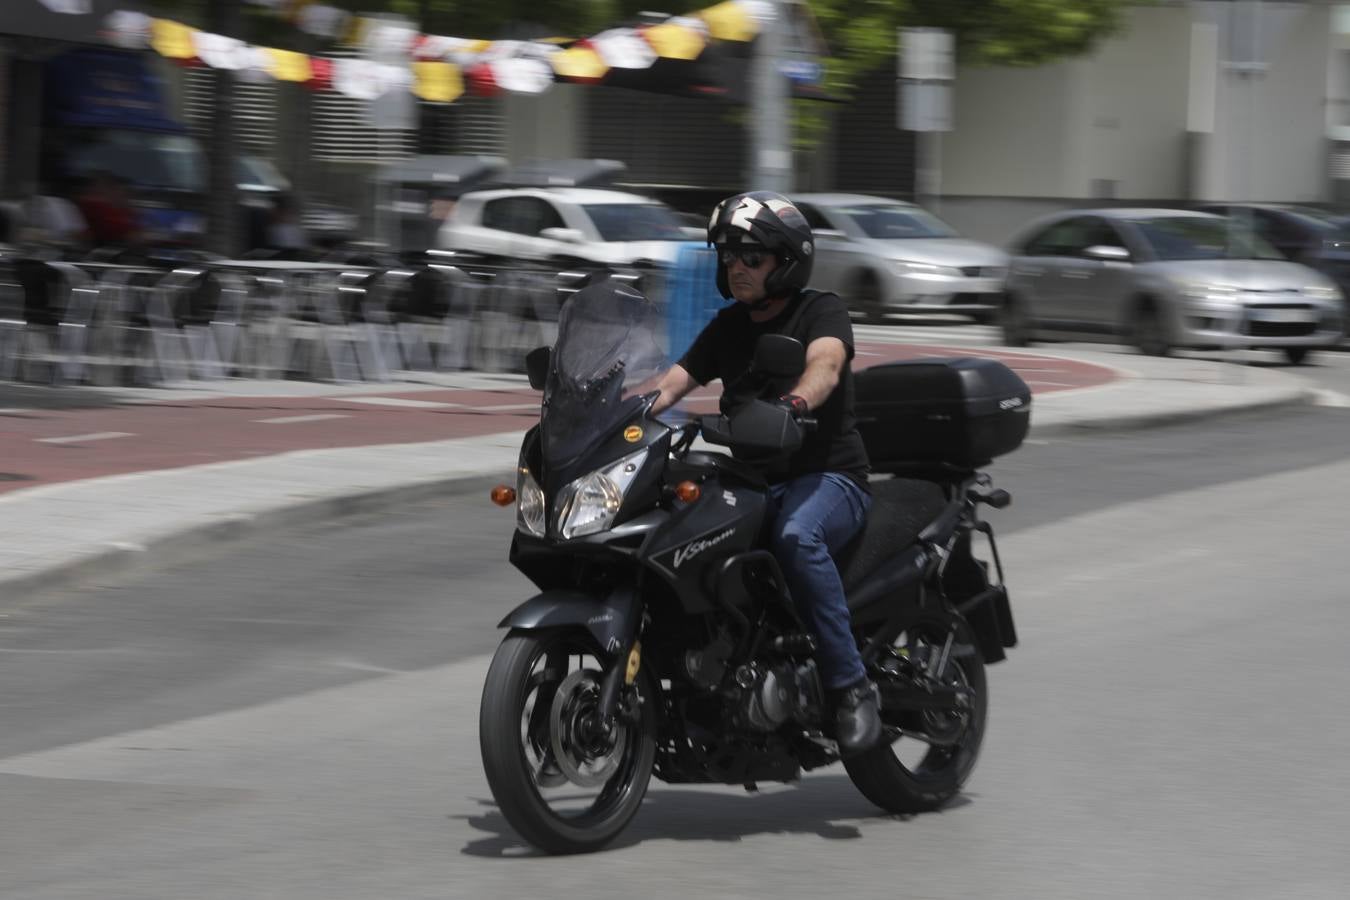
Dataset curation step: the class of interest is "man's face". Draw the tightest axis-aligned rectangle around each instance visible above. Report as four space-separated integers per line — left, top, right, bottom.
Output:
720 244 777 304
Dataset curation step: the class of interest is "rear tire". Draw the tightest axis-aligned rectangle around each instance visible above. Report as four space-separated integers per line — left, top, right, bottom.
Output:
479 628 656 854
845 619 988 815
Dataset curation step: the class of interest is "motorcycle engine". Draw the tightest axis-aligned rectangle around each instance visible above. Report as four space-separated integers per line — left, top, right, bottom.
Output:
732 662 820 732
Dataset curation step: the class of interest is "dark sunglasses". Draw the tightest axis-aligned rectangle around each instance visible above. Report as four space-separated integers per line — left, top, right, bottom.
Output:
718 247 771 268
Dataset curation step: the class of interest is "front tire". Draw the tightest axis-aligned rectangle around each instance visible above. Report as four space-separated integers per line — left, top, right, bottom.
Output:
1130 302 1171 357
479 628 656 854
854 271 887 324
1001 293 1032 347
845 619 988 815
1283 347 1312 366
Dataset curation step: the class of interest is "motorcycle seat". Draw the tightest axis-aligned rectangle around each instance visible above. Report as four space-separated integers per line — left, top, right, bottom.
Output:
836 477 949 595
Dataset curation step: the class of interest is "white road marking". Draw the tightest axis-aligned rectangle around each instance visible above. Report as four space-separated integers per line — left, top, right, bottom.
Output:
36 432 134 445
340 397 460 409
254 414 352 425
1313 389 1350 408
465 403 540 412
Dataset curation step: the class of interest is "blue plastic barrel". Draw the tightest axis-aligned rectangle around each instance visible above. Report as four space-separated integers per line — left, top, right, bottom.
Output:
664 244 723 361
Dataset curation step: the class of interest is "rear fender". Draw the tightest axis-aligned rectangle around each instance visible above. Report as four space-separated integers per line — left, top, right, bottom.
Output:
497 587 639 655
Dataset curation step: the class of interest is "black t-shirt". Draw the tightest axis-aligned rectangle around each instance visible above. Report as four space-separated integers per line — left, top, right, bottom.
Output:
679 289 870 489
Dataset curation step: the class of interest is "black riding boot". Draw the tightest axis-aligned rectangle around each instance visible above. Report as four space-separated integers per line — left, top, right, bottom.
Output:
832 678 882 757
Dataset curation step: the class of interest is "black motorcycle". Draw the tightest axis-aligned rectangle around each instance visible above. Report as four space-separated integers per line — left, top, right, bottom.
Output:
480 279 1028 854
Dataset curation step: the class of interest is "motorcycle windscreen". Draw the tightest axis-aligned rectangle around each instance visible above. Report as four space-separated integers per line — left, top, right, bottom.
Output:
542 278 672 470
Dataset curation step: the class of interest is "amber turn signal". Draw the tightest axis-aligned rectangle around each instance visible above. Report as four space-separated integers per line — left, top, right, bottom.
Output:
490 485 517 506
673 481 701 503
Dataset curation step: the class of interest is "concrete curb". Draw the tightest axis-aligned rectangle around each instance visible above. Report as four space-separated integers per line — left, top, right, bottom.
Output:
2 468 514 602
0 354 1322 603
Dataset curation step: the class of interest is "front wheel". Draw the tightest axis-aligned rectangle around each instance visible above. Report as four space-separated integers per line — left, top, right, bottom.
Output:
845 617 988 814
1283 347 1312 366
479 628 656 854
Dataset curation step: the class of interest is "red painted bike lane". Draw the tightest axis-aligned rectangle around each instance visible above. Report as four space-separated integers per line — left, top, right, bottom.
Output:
0 343 1117 494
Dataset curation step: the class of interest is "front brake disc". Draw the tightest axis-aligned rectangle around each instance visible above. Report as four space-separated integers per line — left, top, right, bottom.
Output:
549 668 628 788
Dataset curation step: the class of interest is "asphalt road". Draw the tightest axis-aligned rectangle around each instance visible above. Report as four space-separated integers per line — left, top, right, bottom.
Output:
2 347 1348 899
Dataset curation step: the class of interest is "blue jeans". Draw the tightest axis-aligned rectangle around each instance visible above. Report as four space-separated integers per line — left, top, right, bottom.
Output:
767 472 872 690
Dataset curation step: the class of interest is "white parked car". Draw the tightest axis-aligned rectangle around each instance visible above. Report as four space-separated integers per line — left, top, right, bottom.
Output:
437 187 700 269
793 193 1008 322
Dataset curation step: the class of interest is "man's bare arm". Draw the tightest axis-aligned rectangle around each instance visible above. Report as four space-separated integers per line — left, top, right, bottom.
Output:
787 337 848 410
647 364 701 415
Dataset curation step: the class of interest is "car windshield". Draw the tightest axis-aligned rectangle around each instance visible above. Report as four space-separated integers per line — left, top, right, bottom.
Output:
67 130 204 192
582 203 688 242
1281 207 1350 239
836 204 956 239
542 278 671 469
1131 216 1283 261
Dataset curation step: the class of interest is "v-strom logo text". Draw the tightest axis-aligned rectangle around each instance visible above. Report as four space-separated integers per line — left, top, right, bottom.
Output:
672 528 735 569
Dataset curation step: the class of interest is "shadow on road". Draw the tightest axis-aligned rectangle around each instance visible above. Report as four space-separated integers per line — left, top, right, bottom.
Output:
457 776 973 857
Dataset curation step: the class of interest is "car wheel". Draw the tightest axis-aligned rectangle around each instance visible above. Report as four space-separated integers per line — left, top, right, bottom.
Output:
1130 302 1171 357
853 271 887 324
1001 294 1032 347
1283 347 1312 366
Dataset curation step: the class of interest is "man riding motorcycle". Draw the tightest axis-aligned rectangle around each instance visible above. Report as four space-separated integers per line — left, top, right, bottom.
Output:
647 191 881 756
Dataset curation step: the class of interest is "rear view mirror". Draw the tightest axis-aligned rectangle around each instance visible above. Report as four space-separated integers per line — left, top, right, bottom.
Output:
752 334 805 379
541 227 584 244
525 346 551 390
812 228 847 240
1084 245 1131 262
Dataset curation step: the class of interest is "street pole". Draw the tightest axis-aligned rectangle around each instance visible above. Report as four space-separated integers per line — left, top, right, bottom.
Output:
899 28 953 212
751 0 791 193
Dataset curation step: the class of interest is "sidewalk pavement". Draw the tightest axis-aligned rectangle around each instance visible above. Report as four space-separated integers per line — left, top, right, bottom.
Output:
0 347 1319 602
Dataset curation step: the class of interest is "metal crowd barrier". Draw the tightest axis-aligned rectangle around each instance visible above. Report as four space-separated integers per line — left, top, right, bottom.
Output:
0 249 696 386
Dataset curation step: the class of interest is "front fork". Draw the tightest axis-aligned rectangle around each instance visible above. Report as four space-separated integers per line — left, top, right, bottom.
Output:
595 587 646 730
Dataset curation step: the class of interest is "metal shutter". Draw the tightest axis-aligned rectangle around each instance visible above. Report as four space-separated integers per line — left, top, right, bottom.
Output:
585 86 746 193
832 66 916 199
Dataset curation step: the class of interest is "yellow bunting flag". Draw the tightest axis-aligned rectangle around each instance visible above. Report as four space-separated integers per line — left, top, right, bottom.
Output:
698 1 758 42
413 61 464 103
264 48 313 82
151 18 198 59
551 46 608 81
644 22 706 60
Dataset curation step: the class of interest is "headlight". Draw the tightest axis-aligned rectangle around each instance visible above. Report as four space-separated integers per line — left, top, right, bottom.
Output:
553 447 649 539
891 259 962 278
1177 281 1239 301
1302 284 1342 301
516 466 545 537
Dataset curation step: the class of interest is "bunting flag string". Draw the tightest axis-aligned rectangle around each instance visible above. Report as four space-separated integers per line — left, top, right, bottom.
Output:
97 0 774 103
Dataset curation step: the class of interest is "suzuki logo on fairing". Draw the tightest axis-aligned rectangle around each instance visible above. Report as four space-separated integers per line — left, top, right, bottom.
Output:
998 397 1024 411
672 528 735 569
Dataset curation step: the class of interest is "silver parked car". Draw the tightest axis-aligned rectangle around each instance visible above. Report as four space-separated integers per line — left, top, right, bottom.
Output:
792 193 1008 322
1003 208 1344 364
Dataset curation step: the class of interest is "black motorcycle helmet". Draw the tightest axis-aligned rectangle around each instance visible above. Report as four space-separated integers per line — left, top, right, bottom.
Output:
706 191 814 301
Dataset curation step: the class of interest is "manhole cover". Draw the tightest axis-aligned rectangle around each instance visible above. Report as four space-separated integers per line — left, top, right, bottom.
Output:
0 473 34 482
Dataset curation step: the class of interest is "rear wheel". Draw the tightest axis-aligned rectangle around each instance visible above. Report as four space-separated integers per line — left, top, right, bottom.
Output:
845 617 988 814
479 628 656 854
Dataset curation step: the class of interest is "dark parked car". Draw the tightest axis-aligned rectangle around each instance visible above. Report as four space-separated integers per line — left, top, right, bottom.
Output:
1196 203 1350 333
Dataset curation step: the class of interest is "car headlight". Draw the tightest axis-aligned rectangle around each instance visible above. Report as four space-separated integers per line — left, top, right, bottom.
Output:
1177 281 1239 301
891 259 962 278
553 447 649 539
516 466 546 537
1302 284 1342 301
